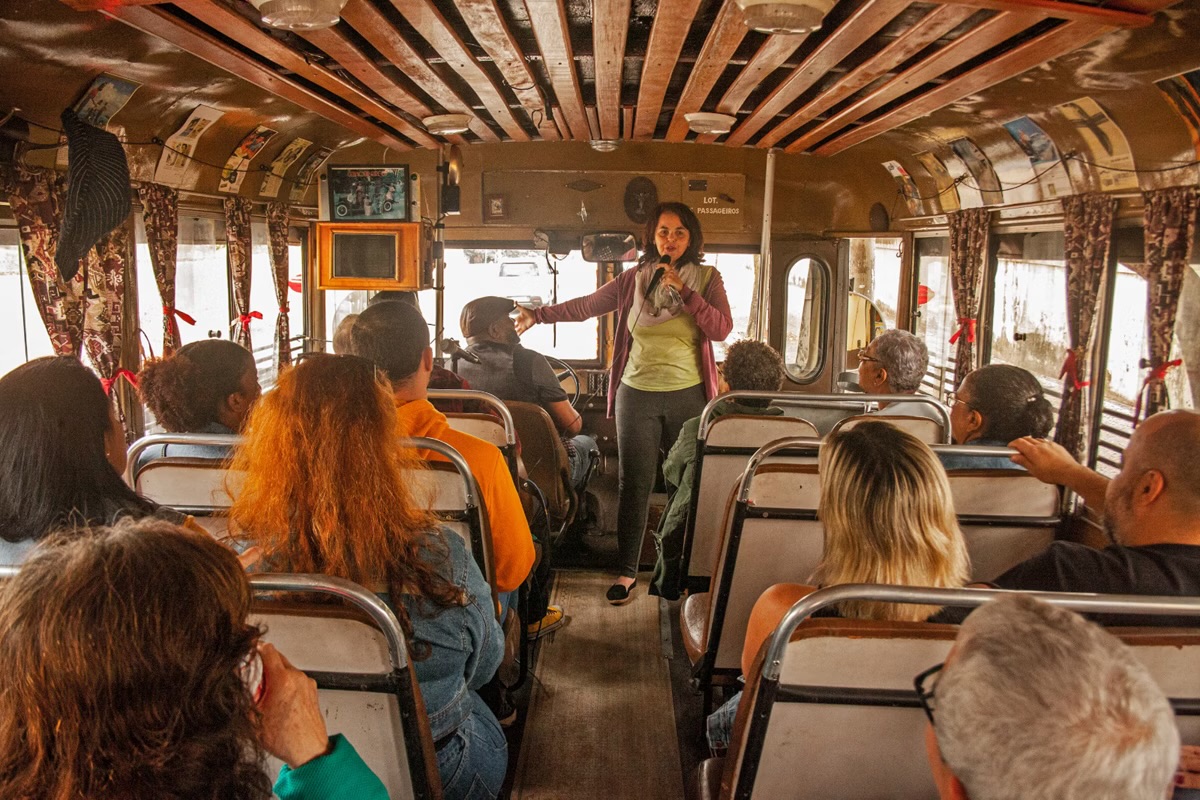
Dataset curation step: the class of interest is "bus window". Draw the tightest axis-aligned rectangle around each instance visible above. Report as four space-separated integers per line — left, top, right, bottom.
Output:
248 223 304 384
0 231 56 375
847 237 902 330
708 252 756 360
914 236 954 398
137 217 230 353
784 256 828 382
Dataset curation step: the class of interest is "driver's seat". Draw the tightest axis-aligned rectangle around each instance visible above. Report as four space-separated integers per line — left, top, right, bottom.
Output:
506 401 578 534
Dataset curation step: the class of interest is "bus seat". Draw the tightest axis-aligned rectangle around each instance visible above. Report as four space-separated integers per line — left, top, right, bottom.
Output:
505 400 578 535
250 574 441 800
682 416 819 589
947 470 1059 582
432 389 519 483
445 412 509 448
830 413 945 445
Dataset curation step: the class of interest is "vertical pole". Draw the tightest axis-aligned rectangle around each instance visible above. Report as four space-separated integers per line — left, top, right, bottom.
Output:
434 148 445 360
756 149 778 342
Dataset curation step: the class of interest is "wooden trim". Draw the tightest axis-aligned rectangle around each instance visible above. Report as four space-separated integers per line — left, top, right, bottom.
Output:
634 0 706 139
105 5 413 151
665 0 750 142
454 0 549 123
943 0 1155 27
586 106 602 141
552 106 568 139
622 105 636 140
60 0 163 8
725 0 909 148
715 35 807 118
524 0 590 140
593 0 632 140
386 0 531 142
758 4 976 148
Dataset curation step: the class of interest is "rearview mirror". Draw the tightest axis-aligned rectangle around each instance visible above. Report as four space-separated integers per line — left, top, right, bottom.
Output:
582 231 638 263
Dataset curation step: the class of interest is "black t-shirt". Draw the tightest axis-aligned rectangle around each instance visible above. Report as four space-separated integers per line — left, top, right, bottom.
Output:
989 541 1200 627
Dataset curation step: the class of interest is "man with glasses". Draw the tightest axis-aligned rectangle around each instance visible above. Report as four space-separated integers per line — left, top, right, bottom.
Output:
919 594 1178 800
856 330 946 424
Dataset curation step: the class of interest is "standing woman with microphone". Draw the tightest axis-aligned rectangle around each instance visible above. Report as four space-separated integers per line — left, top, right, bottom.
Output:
513 202 732 604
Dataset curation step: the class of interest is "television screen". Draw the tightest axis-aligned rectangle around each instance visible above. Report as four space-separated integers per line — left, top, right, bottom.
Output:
331 232 397 279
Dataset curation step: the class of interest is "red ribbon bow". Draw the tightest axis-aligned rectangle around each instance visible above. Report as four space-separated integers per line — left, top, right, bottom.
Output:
162 305 196 326
949 317 976 345
101 368 139 395
238 311 264 327
287 280 302 293
1058 349 1091 392
278 306 289 315
1133 358 1183 427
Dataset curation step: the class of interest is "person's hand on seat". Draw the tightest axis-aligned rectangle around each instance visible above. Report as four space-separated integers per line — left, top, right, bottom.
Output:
256 643 330 769
1009 437 1084 485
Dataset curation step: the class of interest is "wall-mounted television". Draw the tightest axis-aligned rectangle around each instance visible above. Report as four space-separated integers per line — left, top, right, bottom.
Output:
315 221 430 290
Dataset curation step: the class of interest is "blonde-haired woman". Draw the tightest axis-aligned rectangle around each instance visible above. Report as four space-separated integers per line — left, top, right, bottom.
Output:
707 420 969 753
228 354 507 800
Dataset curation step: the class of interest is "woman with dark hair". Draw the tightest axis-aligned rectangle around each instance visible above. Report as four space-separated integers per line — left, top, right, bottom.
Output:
513 202 733 604
0 518 387 799
942 364 1055 470
229 354 507 800
0 357 190 565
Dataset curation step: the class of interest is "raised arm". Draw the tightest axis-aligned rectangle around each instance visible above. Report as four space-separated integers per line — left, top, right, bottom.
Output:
1009 437 1110 516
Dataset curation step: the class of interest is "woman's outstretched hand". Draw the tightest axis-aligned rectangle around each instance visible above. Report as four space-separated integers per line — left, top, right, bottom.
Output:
513 304 537 335
257 643 330 769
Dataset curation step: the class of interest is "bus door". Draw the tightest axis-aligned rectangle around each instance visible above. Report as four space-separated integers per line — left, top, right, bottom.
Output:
769 239 843 393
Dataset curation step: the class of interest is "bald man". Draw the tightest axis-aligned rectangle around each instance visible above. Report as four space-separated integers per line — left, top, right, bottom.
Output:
989 410 1200 625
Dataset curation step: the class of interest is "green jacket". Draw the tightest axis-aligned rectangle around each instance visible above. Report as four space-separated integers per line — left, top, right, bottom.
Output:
274 734 389 800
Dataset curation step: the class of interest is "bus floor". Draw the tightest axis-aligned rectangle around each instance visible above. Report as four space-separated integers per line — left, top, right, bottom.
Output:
505 567 705 799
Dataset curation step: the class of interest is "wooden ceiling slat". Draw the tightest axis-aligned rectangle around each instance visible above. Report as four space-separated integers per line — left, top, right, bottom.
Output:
552 106 568 139
664 0 750 142
724 0 910 148
60 0 163 8
104 5 413 151
941 0 1154 27
622 105 635 139
634 0 706 139
714 36 808 120
784 11 1038 152
339 0 498 143
386 0 531 141
524 0 591 140
453 0 550 128
594 0 632 140
758 4 976 148
586 106 602 140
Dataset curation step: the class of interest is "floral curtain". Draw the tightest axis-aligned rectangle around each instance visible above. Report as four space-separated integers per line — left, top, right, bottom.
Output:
1054 193 1116 459
223 196 257 350
1135 186 1200 422
138 183 191 356
83 217 139 439
946 208 990 389
2 165 84 357
266 202 292 367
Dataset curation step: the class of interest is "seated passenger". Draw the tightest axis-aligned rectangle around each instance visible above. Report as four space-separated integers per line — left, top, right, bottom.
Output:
923 594 1178 800
0 356 195 565
708 421 969 752
0 518 388 800
940 363 1053 470
135 338 261 470
984 409 1200 626
650 339 786 600
227 354 508 800
857 329 946 423
455 295 599 491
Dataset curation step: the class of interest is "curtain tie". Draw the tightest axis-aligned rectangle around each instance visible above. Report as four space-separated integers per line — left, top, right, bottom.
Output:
949 318 976 345
1058 349 1091 392
278 306 289 315
1133 358 1183 426
238 311 264 326
288 280 302 293
163 305 196 325
101 368 139 395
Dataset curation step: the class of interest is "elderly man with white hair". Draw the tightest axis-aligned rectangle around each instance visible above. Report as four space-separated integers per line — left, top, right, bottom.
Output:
856 329 945 423
919 593 1180 800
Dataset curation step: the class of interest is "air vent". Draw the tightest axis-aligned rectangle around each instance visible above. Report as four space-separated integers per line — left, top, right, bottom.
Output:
734 0 834 34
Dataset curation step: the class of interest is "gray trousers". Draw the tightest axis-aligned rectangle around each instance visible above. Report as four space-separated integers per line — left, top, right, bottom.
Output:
614 382 707 578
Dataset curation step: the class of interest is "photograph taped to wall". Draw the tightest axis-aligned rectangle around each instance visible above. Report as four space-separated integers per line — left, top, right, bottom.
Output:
260 138 313 198
949 138 1003 202
1001 116 1073 198
882 161 921 216
1055 97 1138 191
218 126 277 194
155 105 224 187
1156 70 1200 159
914 151 960 211
327 165 410 221
290 146 334 202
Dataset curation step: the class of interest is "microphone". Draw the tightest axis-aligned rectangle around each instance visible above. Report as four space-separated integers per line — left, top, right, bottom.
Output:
440 338 481 365
644 253 671 299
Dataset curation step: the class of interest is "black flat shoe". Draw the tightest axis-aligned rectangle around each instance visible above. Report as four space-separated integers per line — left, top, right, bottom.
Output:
606 580 637 605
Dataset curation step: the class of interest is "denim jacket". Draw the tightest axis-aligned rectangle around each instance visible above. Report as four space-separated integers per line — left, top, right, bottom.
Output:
387 528 503 741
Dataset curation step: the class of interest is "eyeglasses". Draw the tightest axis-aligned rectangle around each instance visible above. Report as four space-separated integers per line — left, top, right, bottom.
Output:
856 348 881 364
945 391 975 410
914 662 944 725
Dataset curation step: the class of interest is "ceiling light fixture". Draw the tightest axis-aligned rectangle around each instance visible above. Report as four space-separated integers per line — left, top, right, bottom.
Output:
685 112 737 135
733 0 834 34
423 114 472 136
248 0 348 30
589 139 619 152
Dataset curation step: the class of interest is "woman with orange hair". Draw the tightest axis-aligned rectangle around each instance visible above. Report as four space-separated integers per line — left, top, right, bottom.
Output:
229 354 507 800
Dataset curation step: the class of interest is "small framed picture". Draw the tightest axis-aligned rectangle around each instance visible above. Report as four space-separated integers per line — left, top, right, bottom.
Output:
484 193 508 221
326 165 409 222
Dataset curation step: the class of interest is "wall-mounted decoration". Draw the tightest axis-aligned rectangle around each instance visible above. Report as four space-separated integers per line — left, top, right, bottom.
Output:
74 73 140 129
289 146 334 202
882 161 921 216
1055 97 1138 191
218 126 277 194
914 151 960 212
623 176 658 224
484 193 508 221
949 138 1002 204
261 138 313 198
154 105 223 187
1002 116 1072 198
327 165 410 221
1156 70 1200 159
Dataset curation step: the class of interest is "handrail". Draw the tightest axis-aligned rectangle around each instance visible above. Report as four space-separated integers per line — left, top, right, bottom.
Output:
124 432 242 485
699 391 951 443
763 583 1200 681
401 436 481 512
0 565 17 579
429 389 516 445
250 573 410 671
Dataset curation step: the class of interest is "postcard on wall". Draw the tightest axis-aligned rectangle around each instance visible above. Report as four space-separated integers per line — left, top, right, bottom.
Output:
74 74 141 129
218 126 278 193
949 138 1002 203
1001 116 1073 198
1155 69 1200 159
289 147 334 202
1055 97 1138 191
260 137 313 198
914 151 960 211
153 105 225 187
881 161 921 216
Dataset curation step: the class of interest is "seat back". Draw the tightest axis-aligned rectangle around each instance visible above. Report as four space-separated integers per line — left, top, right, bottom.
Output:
831 414 945 444
432 389 518 481
683 417 820 587
128 434 244 540
505 400 575 529
250 574 440 800
945 468 1059 582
